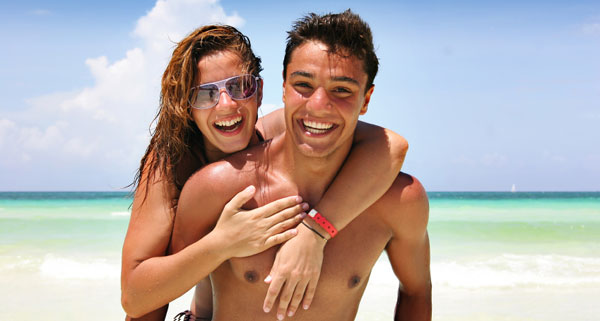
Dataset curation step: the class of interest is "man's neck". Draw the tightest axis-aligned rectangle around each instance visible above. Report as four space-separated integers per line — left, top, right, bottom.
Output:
268 132 353 206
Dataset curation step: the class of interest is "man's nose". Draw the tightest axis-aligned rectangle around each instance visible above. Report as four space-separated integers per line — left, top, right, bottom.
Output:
306 87 332 113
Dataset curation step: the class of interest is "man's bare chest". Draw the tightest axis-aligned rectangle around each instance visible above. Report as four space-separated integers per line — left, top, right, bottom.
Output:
219 210 392 292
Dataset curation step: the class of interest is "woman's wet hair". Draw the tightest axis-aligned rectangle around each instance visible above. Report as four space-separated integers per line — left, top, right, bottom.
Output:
133 25 262 196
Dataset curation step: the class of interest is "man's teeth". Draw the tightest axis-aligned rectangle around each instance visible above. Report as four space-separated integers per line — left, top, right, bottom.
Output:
215 116 242 127
303 120 333 134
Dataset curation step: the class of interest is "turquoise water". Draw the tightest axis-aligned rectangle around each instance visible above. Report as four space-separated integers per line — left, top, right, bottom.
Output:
429 192 600 259
0 191 599 320
0 192 131 256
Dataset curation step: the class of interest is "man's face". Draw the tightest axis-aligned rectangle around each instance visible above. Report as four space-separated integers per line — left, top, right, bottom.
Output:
283 41 374 158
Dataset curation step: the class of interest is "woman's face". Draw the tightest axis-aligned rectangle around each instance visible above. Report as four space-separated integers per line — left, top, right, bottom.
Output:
191 51 261 161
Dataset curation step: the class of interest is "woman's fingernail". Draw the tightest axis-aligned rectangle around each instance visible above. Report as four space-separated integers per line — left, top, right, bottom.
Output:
303 304 309 310
264 275 272 283
277 313 284 320
295 196 302 203
302 203 309 210
246 185 255 192
288 310 295 317
263 306 270 313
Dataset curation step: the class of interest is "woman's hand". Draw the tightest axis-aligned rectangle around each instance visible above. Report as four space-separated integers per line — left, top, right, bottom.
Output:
213 185 309 258
262 223 327 319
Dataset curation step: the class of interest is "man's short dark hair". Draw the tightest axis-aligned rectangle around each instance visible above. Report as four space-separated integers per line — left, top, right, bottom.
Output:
283 9 379 91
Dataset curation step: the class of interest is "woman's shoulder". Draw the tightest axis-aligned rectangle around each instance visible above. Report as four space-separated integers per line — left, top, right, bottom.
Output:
256 108 285 139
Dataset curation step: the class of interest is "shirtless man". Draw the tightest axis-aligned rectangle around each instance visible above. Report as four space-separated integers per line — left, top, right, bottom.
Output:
171 10 431 321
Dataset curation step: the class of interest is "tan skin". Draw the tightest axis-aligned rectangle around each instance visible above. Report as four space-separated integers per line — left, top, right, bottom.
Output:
121 50 407 319
170 41 431 321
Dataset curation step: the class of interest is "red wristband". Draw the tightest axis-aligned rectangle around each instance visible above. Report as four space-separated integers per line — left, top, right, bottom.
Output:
308 209 338 238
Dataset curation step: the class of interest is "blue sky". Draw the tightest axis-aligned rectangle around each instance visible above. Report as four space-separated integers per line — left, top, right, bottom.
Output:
1 0 599 191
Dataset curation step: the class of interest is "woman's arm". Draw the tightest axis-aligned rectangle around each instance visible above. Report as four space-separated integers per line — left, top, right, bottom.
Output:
314 121 408 228
121 156 306 318
121 155 180 320
260 115 408 318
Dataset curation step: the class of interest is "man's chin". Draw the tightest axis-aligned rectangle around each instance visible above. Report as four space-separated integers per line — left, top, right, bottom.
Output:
294 143 336 159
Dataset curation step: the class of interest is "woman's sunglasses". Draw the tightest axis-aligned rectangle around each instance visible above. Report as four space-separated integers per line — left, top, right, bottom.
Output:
190 74 259 109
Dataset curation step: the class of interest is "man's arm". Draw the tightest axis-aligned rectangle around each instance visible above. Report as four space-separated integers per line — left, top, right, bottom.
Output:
383 174 431 321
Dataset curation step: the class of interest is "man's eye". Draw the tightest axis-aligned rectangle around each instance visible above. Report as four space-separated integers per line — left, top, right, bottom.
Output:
333 87 352 94
294 82 312 89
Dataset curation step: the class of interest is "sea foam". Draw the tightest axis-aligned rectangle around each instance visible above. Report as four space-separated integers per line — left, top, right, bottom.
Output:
39 255 119 279
432 254 600 289
110 211 130 216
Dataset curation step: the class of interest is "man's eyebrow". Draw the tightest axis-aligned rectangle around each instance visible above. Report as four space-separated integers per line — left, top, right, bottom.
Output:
332 76 359 85
290 71 359 85
290 71 314 79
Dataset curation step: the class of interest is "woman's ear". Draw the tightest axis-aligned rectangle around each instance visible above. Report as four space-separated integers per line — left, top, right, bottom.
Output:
257 78 264 108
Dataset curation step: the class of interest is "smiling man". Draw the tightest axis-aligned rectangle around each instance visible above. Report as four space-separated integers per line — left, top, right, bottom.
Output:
171 10 431 321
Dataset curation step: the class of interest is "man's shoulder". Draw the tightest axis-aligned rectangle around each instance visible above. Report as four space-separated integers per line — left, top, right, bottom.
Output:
184 152 258 196
374 172 429 234
186 160 239 191
386 172 427 206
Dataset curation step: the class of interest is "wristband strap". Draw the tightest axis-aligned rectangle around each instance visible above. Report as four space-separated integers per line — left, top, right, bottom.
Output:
300 221 326 241
308 209 338 238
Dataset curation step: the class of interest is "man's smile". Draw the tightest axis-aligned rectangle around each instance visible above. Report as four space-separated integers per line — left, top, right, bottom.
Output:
299 119 338 136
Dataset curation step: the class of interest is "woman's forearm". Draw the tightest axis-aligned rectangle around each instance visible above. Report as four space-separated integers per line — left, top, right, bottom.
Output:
313 122 408 231
122 231 228 318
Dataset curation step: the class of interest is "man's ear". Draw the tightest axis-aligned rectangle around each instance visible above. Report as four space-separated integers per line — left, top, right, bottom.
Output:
359 84 375 115
256 78 264 108
282 71 286 103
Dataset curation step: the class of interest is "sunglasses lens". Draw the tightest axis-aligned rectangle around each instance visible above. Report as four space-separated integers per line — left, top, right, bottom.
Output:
226 75 257 99
190 75 258 109
193 84 219 109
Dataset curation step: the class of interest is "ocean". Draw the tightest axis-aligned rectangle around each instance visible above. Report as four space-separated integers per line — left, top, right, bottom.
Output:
0 191 598 320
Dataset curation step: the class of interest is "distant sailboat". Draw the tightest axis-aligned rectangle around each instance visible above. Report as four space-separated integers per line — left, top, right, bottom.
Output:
511 184 516 193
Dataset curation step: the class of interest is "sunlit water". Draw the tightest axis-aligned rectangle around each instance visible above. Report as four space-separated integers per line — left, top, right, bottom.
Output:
1 192 598 320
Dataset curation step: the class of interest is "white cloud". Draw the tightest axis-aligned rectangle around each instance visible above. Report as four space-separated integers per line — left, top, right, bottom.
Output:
542 151 566 164
582 23 600 35
451 154 476 166
0 0 244 190
481 152 508 167
134 0 243 55
18 124 64 151
29 9 51 16
0 118 17 146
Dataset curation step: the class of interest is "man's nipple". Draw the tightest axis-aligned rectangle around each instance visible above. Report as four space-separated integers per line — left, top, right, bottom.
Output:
348 275 361 288
244 270 259 283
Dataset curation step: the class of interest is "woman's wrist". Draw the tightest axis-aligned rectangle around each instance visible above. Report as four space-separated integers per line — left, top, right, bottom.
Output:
201 229 235 261
297 218 328 247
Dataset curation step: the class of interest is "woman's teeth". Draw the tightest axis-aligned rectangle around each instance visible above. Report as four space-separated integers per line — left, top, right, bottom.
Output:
214 116 242 131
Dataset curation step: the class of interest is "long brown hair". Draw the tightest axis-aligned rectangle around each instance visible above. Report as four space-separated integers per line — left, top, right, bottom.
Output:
133 25 262 196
